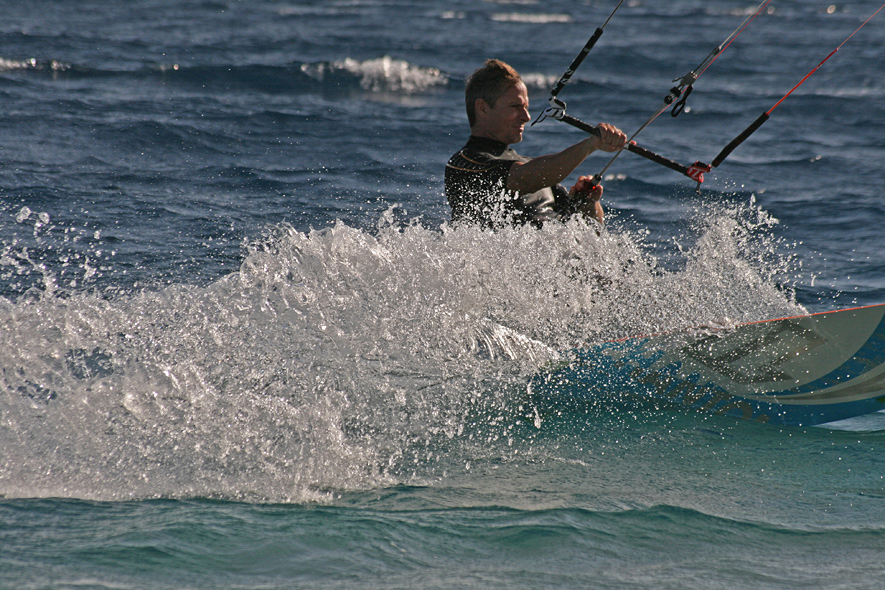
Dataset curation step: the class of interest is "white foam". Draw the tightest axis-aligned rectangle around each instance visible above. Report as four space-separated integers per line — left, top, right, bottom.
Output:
491 13 573 23
0 57 70 72
302 56 448 93
0 204 804 502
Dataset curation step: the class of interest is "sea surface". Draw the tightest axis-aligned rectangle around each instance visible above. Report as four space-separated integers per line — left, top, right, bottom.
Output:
2 1 885 588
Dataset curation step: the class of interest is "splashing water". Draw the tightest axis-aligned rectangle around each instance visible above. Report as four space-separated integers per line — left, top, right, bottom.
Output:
0 202 803 502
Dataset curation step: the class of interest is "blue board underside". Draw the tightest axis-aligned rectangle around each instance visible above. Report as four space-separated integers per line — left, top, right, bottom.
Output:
535 305 885 427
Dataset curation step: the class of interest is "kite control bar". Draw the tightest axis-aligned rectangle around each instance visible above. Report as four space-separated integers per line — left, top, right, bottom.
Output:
539 104 710 183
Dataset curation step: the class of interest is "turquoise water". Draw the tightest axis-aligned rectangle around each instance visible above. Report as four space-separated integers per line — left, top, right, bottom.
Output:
2 0 885 588
5 414 885 589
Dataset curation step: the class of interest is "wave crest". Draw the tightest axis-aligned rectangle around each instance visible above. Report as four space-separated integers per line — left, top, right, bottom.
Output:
301 56 448 93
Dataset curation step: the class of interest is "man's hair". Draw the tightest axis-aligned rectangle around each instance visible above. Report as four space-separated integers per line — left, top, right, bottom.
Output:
465 59 523 127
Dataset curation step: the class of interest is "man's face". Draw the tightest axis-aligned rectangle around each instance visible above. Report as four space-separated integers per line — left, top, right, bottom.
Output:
476 82 531 145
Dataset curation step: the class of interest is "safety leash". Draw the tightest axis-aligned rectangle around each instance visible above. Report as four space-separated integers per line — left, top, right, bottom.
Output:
532 0 625 131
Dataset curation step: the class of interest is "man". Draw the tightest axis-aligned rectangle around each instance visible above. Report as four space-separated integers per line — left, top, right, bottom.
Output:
445 59 627 229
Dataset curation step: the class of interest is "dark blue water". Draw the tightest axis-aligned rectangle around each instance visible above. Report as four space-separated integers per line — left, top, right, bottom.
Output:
2 1 885 588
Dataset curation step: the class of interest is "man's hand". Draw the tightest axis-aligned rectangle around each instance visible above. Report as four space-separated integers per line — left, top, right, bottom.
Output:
591 123 627 153
569 175 602 204
569 175 604 224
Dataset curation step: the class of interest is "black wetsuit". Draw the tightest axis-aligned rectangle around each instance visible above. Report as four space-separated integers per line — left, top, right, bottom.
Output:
445 136 581 229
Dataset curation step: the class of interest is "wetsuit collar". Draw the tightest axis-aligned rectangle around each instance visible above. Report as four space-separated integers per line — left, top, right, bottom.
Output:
467 135 509 156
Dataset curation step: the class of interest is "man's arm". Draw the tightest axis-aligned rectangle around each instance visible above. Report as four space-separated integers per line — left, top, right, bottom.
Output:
505 123 625 194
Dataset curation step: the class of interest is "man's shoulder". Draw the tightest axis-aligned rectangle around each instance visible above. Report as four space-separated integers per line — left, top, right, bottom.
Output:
446 149 497 172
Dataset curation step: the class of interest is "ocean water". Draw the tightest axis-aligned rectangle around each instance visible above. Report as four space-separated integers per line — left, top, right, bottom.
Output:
2 0 884 588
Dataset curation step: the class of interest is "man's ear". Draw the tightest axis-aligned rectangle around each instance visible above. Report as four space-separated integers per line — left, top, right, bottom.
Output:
474 98 489 118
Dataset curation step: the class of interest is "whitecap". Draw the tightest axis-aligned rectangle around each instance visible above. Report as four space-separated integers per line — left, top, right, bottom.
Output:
491 13 573 24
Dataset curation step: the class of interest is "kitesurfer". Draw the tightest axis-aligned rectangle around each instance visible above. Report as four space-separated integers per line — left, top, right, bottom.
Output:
445 59 626 229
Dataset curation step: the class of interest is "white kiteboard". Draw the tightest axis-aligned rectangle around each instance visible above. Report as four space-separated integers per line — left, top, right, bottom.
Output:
533 304 885 426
